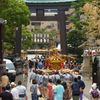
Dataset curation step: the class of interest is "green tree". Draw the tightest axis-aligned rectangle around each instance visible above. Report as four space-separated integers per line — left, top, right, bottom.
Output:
0 0 30 26
0 0 30 51
82 0 100 42
21 26 33 50
67 0 100 62
67 29 86 62
3 26 14 51
68 29 86 48
67 0 92 62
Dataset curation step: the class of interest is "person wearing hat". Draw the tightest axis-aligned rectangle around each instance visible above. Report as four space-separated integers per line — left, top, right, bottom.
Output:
1 72 9 87
11 82 19 100
89 83 100 100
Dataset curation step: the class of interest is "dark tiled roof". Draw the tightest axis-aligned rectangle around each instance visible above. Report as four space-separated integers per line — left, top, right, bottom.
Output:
25 0 76 3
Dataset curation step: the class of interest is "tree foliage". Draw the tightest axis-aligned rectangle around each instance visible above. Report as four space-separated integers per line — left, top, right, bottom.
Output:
67 0 100 62
21 26 33 50
68 29 86 48
67 1 89 54
82 0 100 41
3 26 14 50
0 0 30 51
0 0 30 26
67 0 93 62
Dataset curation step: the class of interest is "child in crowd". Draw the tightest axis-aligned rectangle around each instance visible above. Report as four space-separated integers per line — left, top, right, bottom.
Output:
89 83 100 100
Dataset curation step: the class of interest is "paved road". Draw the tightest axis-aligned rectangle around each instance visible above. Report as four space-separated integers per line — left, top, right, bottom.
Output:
83 77 92 99
15 74 27 87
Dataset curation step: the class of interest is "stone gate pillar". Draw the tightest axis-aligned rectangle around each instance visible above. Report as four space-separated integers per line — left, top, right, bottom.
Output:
58 10 67 55
14 26 22 56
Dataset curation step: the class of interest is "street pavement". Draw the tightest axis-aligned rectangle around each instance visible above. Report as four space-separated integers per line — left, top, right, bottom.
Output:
83 77 92 99
26 71 90 100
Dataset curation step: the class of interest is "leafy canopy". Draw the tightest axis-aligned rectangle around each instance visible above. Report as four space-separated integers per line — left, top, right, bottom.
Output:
0 0 30 26
0 0 31 51
21 26 33 50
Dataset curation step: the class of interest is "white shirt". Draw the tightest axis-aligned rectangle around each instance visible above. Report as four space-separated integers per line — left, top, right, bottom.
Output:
16 85 26 95
16 85 26 100
30 72 36 82
11 87 19 100
55 74 60 80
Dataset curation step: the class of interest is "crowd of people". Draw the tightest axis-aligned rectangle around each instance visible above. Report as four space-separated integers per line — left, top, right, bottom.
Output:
23 55 82 73
0 55 100 100
29 69 85 100
29 68 100 100
0 81 27 100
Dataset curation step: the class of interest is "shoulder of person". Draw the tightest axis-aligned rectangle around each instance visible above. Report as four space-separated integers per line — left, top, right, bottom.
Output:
22 85 26 89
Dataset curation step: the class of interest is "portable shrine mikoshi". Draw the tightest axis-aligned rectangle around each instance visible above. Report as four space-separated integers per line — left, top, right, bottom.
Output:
45 48 65 70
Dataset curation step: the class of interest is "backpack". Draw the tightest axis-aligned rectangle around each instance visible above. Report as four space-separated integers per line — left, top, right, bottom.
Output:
91 88 99 98
72 82 80 95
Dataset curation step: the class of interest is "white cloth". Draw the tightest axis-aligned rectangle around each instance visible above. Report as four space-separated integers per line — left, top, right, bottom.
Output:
38 75 43 83
89 83 100 99
11 87 19 100
55 74 60 80
16 85 26 100
89 83 100 94
30 72 36 82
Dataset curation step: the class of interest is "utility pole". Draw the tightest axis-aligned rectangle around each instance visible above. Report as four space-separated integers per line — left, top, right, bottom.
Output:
0 19 5 73
0 18 6 93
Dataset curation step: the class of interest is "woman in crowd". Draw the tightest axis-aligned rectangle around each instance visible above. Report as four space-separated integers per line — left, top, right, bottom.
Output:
30 79 40 100
62 81 72 100
47 79 55 100
54 79 64 100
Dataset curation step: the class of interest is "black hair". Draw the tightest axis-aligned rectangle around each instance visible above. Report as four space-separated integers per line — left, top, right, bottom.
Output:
74 78 78 82
48 79 52 83
77 76 81 80
56 79 61 84
6 84 11 90
61 81 67 89
32 79 37 84
18 81 22 85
